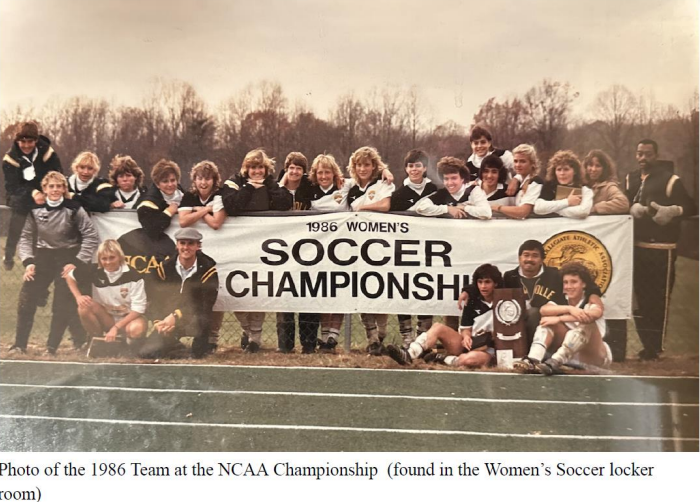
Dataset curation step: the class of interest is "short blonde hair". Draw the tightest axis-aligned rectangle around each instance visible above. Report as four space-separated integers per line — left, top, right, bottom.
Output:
512 144 540 175
97 239 126 268
41 171 68 191
240 149 275 178
71 151 101 175
310 154 344 189
346 146 388 184
190 160 221 193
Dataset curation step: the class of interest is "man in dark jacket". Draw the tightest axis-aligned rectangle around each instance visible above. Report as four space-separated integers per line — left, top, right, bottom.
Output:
625 139 696 360
2 121 62 270
139 228 219 359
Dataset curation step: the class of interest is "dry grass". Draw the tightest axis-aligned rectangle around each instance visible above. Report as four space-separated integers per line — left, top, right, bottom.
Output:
2 343 697 377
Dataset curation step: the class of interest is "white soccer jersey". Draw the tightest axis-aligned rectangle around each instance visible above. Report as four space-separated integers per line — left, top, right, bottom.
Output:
348 179 395 211
310 182 351 211
72 264 147 321
515 175 542 206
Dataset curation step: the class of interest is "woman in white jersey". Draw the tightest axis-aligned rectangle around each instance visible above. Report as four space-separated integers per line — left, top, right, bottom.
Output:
491 143 543 220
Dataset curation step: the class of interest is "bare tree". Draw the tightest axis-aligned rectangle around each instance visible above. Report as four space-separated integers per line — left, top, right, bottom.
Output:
523 79 578 160
591 84 638 165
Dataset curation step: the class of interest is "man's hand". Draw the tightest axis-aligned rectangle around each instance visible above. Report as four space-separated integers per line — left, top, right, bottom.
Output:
447 206 467 219
650 202 682 226
630 203 648 219
154 314 177 334
23 264 36 282
457 290 469 310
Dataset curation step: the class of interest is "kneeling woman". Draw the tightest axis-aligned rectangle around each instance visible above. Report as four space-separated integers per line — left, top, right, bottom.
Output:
514 262 611 375
386 264 503 368
65 239 147 348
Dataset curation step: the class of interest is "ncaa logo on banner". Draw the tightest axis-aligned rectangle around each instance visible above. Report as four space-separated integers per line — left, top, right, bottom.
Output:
544 230 613 294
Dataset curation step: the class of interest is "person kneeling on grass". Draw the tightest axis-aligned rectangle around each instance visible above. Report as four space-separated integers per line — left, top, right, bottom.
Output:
139 227 219 359
513 262 612 375
386 264 503 368
64 239 147 352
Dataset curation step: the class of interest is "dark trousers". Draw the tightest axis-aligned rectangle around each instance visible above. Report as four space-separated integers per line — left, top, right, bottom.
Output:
139 313 213 359
4 210 28 261
15 248 83 350
276 312 320 351
633 245 677 357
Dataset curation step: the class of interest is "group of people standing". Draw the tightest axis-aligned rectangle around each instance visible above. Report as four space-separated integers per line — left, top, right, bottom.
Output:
2 120 694 370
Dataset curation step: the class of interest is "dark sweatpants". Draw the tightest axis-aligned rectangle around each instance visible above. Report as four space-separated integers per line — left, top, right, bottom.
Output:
276 312 320 352
14 248 84 350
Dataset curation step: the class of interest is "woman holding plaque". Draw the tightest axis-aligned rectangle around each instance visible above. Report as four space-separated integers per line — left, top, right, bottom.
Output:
534 150 593 218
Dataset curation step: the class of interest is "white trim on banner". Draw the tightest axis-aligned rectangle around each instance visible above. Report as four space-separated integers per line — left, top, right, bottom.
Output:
91 212 633 319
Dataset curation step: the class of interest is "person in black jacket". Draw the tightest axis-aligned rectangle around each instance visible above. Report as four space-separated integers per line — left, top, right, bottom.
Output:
136 159 184 238
275 152 319 353
222 149 292 353
67 151 113 213
625 139 696 360
139 228 219 359
2 121 62 270
222 148 293 215
108 155 146 210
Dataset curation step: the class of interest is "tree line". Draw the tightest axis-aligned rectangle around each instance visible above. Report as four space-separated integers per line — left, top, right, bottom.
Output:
1 78 697 204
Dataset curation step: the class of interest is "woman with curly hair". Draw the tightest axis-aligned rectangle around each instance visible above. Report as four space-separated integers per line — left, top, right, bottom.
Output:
583 149 630 215
346 146 395 212
108 155 146 210
534 150 593 218
178 160 226 230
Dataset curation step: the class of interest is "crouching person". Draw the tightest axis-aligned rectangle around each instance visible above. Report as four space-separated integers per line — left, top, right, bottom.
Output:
514 262 611 375
386 264 502 368
140 228 218 359
64 239 147 353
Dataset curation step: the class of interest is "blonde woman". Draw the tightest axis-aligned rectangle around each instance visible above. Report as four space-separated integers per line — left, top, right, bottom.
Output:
65 239 147 348
67 151 113 212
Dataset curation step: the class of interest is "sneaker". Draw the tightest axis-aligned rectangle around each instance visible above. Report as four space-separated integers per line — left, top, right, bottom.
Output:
8 345 26 355
3 258 14 271
319 337 337 354
301 345 316 355
513 357 539 373
423 352 448 365
240 333 249 350
366 341 384 356
536 359 564 376
386 344 412 366
244 341 260 354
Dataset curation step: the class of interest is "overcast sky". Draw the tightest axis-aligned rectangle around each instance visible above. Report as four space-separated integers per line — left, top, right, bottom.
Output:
1 0 697 126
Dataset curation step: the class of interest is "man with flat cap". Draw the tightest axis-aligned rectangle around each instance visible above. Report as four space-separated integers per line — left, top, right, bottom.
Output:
139 227 219 359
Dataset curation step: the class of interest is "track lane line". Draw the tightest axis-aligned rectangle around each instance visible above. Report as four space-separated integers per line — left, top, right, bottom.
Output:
1 414 697 442
2 383 698 407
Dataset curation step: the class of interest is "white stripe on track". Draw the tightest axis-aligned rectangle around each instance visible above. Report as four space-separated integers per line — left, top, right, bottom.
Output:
1 359 697 380
0 414 697 443
2 383 697 408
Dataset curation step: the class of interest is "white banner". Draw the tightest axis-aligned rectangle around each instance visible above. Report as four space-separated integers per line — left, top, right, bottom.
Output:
91 212 633 319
